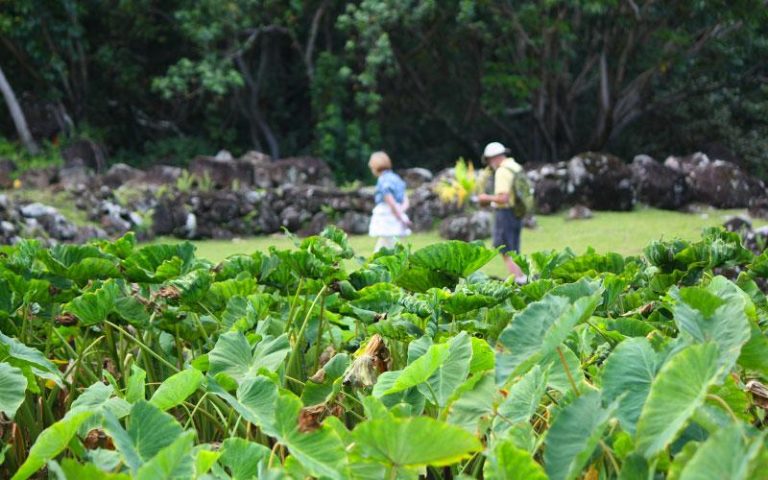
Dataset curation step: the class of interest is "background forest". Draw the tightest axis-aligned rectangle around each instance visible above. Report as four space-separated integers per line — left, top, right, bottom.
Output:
1 0 767 181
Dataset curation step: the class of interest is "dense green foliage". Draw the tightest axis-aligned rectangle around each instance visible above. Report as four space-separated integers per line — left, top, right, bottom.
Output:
1 1 767 178
1 226 767 478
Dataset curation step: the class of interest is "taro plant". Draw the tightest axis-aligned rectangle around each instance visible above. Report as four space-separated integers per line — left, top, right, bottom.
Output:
0 226 767 478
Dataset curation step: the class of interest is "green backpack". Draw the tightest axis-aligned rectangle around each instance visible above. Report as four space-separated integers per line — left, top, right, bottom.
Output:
503 162 534 217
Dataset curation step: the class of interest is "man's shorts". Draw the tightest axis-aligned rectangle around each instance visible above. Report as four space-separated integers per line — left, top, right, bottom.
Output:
493 208 522 254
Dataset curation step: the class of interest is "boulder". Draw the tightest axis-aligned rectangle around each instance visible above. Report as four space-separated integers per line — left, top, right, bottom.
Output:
280 205 310 232
58 165 92 190
723 216 751 233
97 200 132 235
745 226 768 256
687 160 766 208
630 155 690 209
239 150 273 188
143 165 183 185
398 167 434 189
269 157 335 188
102 163 145 188
566 205 593 221
189 155 251 189
663 152 710 176
533 178 566 214
299 211 329 237
749 198 768 220
19 167 58 189
152 195 190 236
256 202 281 234
408 185 462 231
337 211 371 235
438 210 493 241
0 159 17 189
62 139 107 172
240 150 271 165
526 163 568 214
38 212 78 241
73 225 108 243
20 202 58 218
567 152 634 211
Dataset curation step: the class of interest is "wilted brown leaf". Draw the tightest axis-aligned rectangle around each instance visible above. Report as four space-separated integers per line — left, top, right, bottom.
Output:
747 380 768 409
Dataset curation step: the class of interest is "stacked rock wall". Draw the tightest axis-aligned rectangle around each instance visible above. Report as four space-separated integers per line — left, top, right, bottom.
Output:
1 148 767 245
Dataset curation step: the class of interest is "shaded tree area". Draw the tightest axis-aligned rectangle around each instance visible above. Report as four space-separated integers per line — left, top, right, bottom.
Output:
1 0 767 179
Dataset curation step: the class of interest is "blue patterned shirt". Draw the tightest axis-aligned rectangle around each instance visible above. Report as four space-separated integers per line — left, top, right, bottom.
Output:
374 170 407 205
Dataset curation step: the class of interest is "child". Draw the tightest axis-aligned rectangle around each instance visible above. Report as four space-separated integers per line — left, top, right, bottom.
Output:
367 151 412 251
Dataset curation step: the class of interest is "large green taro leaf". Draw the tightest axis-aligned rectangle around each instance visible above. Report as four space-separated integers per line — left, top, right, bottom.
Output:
301 353 350 406
0 362 26 418
56 458 131 479
549 250 625 282
411 241 497 278
67 382 131 436
492 364 548 435
102 400 184 474
435 288 499 316
40 244 120 285
168 268 212 303
121 243 197 283
0 331 57 373
272 393 347 480
208 331 290 384
601 337 661 435
393 265 456 293
62 279 149 327
215 376 347 479
149 368 205 411
352 416 482 473
669 279 750 377
484 440 547 480
0 331 61 390
214 437 271 480
12 410 93 480
393 241 498 292
375 332 472 407
634 343 720 459
496 291 600 384
677 424 765 480
350 283 405 312
135 431 195 480
446 372 499 435
544 390 616 480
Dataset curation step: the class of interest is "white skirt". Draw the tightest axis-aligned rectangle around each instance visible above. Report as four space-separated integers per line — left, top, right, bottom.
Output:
369 203 412 237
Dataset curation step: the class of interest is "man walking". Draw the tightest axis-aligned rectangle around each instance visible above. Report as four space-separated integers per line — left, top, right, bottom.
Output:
477 142 527 283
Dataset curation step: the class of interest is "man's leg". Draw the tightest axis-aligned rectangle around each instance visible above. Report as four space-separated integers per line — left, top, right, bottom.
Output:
495 209 526 281
502 253 525 278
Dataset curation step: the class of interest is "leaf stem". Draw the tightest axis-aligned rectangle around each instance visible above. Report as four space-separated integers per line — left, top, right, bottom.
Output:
105 320 179 373
556 346 580 397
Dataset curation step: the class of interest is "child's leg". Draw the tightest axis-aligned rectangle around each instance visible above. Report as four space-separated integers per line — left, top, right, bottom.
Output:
374 236 396 252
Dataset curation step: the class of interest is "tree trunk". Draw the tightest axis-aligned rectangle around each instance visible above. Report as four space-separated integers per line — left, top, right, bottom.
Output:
0 63 39 155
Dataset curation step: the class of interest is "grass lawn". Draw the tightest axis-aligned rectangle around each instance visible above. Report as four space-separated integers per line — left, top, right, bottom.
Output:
161 206 760 279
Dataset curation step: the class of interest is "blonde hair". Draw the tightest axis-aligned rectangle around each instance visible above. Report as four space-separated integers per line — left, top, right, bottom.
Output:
368 151 392 174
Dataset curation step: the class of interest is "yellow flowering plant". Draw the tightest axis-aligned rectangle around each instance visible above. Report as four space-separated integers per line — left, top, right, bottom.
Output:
434 158 489 207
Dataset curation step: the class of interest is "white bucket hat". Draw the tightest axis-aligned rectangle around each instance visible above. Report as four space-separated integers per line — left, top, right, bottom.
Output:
483 142 507 159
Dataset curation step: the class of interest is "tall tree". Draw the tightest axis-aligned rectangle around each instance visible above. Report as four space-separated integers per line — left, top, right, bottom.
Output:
0 63 39 154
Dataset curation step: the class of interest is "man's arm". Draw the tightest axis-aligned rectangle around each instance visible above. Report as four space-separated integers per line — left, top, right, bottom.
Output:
477 192 509 205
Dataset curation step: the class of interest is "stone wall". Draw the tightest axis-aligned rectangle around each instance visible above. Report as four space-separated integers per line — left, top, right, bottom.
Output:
1 149 766 245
